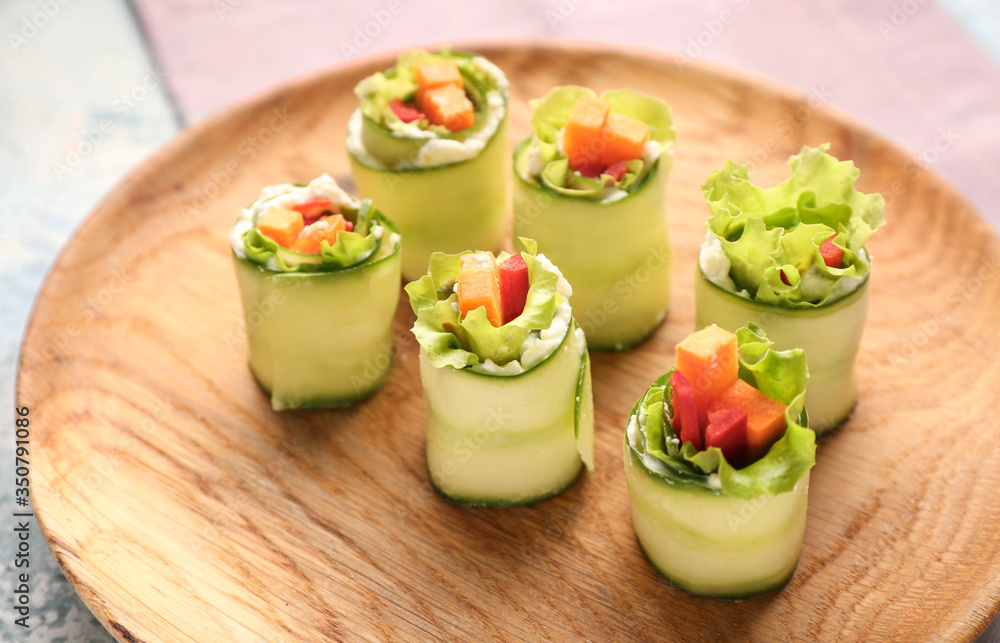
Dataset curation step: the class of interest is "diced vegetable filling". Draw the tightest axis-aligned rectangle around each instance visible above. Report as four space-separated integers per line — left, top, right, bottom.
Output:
256 209 304 249
601 112 649 167
564 94 610 177
705 400 748 468
820 234 843 269
291 197 334 223
388 58 476 133
669 370 702 451
675 324 739 426
291 215 348 254
389 98 424 123
457 252 503 327
717 379 787 462
563 94 649 178
498 254 530 324
456 251 530 328
417 83 475 132
257 204 354 254
413 59 463 89
672 325 788 467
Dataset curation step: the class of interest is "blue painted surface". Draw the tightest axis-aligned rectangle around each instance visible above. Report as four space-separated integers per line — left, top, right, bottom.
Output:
0 0 177 640
939 0 1000 60
0 0 998 641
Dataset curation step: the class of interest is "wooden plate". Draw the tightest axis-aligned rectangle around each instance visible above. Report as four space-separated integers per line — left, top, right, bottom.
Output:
20 42 1000 642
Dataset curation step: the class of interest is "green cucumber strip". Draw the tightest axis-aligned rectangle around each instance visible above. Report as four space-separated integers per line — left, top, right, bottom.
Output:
350 118 508 282
513 138 672 351
695 269 870 433
624 438 809 599
573 328 595 471
232 214 402 410
421 322 591 505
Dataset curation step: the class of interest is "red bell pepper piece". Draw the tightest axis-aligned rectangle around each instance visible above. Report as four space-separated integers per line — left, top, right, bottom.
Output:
670 370 702 451
389 97 425 123
820 234 843 269
705 399 749 468
291 198 333 223
498 254 530 323
603 161 628 182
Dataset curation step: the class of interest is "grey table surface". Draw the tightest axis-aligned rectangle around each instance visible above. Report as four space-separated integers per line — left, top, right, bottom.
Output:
2 0 999 640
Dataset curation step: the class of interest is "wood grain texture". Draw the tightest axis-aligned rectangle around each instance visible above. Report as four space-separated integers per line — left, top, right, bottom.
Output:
18 43 1000 642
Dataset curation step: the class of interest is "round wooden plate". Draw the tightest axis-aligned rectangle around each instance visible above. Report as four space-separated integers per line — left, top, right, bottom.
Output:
20 43 1000 642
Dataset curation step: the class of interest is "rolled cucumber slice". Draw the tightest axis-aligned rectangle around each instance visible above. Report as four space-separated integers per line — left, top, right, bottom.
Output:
624 439 809 599
694 268 870 433
349 118 508 283
232 216 401 410
421 322 594 506
513 139 672 351
359 68 493 166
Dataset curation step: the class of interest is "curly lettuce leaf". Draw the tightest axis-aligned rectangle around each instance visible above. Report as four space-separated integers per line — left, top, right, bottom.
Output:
639 323 814 498
703 144 885 307
404 242 560 368
524 85 674 196
242 199 380 272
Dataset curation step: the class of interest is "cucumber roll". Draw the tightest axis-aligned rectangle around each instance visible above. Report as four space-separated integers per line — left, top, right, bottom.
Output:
696 144 885 433
624 323 814 599
347 48 509 282
512 86 675 351
230 174 401 410
405 239 594 506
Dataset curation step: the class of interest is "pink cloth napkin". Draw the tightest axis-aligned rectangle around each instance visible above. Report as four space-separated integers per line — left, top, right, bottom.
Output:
133 0 999 222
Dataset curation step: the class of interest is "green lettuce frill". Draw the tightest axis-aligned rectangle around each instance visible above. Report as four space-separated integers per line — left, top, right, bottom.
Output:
703 144 886 307
404 239 562 368
241 190 383 273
